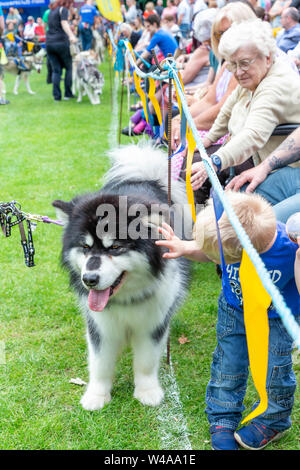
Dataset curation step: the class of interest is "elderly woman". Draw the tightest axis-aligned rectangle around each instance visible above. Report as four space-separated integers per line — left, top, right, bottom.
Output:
171 2 256 151
190 18 300 194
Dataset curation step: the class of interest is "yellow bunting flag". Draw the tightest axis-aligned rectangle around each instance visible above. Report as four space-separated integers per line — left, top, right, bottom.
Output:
133 71 150 124
96 0 123 23
239 249 271 424
27 41 35 53
185 125 197 222
148 77 162 126
0 45 8 66
6 32 15 42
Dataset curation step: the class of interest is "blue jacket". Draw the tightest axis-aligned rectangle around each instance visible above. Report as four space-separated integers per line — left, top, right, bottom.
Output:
276 24 300 53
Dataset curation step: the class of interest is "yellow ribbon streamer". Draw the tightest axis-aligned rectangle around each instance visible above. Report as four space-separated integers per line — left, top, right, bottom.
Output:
185 125 196 222
27 42 35 53
239 249 271 424
148 77 162 126
133 71 150 124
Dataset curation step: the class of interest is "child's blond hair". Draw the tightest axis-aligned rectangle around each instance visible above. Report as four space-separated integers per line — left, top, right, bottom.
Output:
193 191 277 264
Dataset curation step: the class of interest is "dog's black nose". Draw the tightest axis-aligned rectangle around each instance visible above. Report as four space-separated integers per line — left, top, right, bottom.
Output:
82 273 100 288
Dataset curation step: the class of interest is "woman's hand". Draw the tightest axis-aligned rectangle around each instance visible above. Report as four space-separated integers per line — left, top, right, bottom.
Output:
155 223 186 259
190 161 208 191
226 161 270 192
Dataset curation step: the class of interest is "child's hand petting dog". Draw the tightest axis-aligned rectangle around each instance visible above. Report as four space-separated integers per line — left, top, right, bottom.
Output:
156 223 186 259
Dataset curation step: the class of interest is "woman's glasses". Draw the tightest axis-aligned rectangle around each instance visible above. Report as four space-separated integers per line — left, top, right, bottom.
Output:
225 56 258 73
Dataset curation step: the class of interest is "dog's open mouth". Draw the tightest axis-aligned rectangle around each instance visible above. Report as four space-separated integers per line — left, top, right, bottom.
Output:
88 271 127 312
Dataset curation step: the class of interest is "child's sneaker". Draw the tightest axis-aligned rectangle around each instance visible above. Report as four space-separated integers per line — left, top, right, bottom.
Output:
210 425 239 450
234 423 284 450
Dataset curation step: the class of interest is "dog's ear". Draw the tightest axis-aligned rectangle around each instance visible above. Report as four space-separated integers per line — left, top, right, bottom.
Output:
52 200 73 226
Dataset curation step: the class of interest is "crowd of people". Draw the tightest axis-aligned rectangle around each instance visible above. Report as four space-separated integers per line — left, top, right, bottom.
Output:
0 0 300 452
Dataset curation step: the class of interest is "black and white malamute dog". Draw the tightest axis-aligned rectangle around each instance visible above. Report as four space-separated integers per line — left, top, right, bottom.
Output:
53 144 191 410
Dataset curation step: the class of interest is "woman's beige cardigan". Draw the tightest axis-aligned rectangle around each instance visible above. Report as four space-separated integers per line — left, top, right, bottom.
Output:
207 58 300 169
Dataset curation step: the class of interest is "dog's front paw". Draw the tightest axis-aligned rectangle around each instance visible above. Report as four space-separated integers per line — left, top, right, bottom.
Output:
134 385 164 407
80 390 111 411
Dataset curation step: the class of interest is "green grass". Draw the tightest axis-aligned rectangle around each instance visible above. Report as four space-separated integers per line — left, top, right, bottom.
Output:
0 58 299 450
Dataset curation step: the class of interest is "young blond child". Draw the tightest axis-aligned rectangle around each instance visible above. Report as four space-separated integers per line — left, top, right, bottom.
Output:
156 191 300 450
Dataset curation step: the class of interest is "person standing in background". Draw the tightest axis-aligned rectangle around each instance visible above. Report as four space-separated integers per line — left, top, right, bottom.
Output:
79 0 99 50
46 0 77 101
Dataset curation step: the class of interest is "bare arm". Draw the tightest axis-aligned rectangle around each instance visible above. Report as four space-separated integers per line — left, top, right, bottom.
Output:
61 19 77 43
227 126 300 192
180 47 210 85
155 223 211 263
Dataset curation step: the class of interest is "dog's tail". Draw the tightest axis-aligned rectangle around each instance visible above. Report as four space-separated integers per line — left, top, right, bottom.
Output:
105 140 187 206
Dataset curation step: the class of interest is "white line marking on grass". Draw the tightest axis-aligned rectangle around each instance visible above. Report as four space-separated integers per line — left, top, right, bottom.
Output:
158 354 192 450
109 74 119 149
110 76 192 451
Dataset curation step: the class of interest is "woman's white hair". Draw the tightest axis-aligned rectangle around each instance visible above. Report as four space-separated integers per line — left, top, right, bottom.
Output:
218 19 277 60
193 8 218 43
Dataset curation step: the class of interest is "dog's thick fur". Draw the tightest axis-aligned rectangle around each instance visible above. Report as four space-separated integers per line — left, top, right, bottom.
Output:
0 49 45 96
53 143 192 410
72 50 104 105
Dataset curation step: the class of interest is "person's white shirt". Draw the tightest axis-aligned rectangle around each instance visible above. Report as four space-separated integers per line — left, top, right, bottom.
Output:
24 20 37 39
177 0 190 24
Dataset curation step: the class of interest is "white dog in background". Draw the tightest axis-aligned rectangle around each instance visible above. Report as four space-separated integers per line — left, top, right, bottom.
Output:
0 48 45 96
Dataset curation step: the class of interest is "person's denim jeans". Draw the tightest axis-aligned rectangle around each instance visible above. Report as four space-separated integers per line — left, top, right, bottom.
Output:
244 167 300 223
205 293 299 432
179 23 190 39
79 24 93 51
46 42 73 100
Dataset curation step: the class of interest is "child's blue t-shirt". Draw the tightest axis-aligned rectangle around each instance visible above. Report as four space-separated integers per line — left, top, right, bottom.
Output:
146 29 178 58
222 222 300 318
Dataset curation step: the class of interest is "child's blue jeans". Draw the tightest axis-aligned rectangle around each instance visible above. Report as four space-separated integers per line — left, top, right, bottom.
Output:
205 293 299 432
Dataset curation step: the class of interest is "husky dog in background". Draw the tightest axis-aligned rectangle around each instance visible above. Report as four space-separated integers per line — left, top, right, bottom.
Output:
0 48 45 95
53 143 192 411
72 50 104 105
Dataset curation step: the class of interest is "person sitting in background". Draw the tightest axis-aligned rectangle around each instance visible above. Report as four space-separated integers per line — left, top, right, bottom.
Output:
79 0 99 50
143 2 157 19
161 0 178 21
34 17 46 42
276 7 300 53
24 16 38 40
136 14 178 66
189 19 300 205
161 13 181 44
5 22 28 71
128 17 144 48
5 7 21 34
121 0 138 23
155 0 164 17
268 0 292 28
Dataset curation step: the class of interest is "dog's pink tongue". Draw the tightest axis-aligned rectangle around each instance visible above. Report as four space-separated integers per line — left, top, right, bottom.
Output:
88 288 110 312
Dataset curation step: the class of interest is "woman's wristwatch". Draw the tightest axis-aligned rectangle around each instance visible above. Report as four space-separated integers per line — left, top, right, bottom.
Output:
210 154 222 174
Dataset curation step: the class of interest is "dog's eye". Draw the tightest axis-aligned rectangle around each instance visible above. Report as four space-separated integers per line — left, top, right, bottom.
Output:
82 244 91 251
